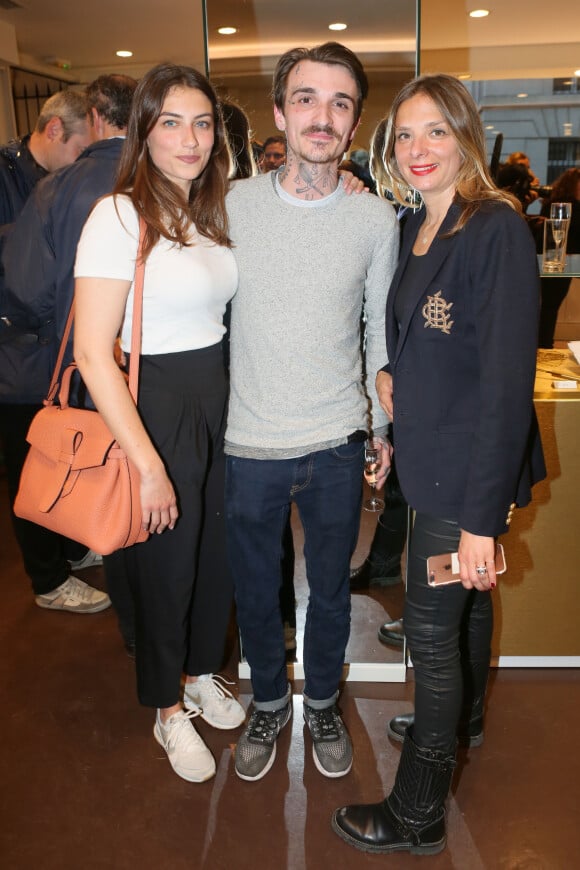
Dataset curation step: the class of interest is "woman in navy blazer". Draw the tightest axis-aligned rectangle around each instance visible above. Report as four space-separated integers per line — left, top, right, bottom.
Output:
333 74 545 856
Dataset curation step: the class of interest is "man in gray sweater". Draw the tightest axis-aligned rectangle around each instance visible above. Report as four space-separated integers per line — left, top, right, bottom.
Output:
226 42 398 782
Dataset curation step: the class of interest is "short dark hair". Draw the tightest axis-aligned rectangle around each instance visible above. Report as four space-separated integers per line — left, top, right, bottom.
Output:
263 135 286 152
272 42 368 122
86 74 137 130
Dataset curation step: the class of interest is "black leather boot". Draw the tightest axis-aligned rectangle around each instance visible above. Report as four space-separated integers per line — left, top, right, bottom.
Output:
332 728 456 855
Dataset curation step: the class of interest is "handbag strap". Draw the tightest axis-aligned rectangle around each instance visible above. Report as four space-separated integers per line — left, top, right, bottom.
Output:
46 215 147 405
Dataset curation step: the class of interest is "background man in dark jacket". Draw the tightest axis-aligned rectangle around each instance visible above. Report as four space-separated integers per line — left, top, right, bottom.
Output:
0 75 135 618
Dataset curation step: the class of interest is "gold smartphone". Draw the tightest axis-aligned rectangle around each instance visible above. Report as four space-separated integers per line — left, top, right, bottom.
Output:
427 543 506 587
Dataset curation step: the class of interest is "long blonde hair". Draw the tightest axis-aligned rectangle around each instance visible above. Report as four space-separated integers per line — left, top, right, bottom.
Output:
371 74 521 232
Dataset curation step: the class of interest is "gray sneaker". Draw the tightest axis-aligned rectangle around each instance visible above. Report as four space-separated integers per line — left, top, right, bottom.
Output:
234 703 292 781
303 703 353 778
35 575 111 614
69 550 103 571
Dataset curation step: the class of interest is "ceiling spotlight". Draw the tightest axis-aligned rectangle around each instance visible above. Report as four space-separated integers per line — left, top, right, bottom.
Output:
485 124 494 129
329 22 348 31
517 93 528 98
116 50 133 58
469 9 490 18
575 69 580 77
218 26 237 35
458 73 472 80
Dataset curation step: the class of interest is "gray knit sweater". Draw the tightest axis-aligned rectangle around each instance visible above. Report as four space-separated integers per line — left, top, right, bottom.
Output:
225 171 399 459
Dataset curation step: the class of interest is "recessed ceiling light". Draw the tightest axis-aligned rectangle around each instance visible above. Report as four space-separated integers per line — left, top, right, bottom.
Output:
329 22 348 31
575 69 580 77
218 26 237 35
485 124 494 129
517 93 528 98
116 50 133 58
469 9 490 18
458 73 472 80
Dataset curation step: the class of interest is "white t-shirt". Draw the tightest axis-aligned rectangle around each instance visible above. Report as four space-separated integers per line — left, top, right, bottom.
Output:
74 194 237 354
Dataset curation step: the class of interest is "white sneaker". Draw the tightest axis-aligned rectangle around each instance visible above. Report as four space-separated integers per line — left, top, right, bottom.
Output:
35 575 111 613
69 550 103 571
183 674 245 730
153 708 216 782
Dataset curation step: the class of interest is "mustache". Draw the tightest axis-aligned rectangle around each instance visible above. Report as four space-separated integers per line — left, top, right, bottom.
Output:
302 124 341 140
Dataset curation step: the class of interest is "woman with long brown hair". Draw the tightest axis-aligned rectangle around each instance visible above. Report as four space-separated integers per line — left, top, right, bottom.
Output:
74 63 244 782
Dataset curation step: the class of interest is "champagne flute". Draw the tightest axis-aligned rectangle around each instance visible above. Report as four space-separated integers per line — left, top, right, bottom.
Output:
551 217 567 266
550 202 571 267
363 438 385 512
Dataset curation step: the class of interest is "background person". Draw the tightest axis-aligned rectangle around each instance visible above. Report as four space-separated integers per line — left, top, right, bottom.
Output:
333 73 545 856
221 101 258 180
0 88 109 613
261 134 287 172
538 167 580 347
2 74 138 639
504 150 543 211
73 63 244 783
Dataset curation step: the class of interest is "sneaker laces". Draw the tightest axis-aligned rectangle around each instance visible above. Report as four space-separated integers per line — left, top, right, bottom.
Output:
307 706 343 741
59 576 95 603
161 708 204 752
195 674 236 702
246 709 283 745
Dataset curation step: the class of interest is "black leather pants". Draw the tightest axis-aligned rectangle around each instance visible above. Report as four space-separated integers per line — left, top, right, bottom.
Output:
404 512 493 752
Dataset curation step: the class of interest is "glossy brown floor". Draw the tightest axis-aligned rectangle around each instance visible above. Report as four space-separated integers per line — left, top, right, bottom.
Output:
1 476 579 870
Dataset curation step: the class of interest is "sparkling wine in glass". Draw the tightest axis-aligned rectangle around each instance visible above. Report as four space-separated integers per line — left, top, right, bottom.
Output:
552 217 567 265
363 439 385 512
550 203 571 268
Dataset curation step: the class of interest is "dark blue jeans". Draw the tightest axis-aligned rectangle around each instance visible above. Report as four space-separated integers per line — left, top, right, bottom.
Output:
226 440 364 706
405 512 493 752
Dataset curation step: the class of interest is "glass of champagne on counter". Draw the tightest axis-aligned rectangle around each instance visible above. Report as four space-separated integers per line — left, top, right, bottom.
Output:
550 202 571 269
542 218 567 273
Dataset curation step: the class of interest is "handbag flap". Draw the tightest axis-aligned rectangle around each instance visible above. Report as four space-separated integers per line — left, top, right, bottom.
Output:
27 405 118 469
25 405 121 513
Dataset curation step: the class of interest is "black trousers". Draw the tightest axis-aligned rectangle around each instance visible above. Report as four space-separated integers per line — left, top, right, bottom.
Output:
0 402 86 595
124 345 234 709
404 512 493 752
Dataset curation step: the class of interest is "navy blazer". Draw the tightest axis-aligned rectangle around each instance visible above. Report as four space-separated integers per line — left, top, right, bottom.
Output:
386 201 545 537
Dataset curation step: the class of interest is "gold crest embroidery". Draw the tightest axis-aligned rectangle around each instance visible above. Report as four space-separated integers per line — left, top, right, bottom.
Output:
422 290 454 334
